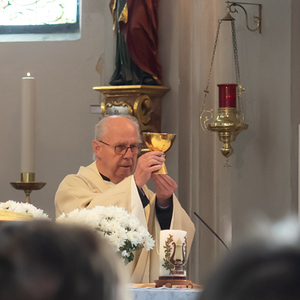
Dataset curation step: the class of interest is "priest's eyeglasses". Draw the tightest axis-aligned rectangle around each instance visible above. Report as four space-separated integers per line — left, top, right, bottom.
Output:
98 140 141 155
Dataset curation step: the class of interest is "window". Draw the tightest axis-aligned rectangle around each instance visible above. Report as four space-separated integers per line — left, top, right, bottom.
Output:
0 0 80 42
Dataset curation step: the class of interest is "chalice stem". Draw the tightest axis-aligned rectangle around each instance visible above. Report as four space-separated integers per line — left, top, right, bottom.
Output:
156 162 168 175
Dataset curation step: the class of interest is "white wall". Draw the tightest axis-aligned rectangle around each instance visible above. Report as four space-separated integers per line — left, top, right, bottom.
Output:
229 0 294 237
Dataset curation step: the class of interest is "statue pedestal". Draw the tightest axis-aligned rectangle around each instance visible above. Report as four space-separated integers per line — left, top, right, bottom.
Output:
93 85 170 133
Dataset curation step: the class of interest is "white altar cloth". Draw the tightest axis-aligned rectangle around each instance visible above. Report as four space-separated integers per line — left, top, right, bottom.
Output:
129 287 202 300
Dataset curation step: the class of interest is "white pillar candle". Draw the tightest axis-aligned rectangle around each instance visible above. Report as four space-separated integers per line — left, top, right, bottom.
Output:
159 230 187 277
21 73 36 173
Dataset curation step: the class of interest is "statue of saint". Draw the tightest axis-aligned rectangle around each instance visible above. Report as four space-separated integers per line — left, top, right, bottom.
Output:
109 0 162 85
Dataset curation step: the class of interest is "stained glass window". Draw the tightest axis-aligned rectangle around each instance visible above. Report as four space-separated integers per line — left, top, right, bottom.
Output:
0 0 80 40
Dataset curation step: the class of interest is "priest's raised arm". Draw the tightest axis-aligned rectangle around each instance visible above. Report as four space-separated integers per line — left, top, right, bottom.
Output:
55 115 195 283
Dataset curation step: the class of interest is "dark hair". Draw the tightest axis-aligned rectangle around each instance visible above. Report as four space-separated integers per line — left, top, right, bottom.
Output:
0 220 122 300
201 239 300 300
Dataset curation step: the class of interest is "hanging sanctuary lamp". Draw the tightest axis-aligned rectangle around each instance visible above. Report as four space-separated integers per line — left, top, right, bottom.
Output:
200 1 262 167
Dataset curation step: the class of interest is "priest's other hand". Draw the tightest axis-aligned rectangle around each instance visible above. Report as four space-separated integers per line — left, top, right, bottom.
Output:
134 151 165 189
151 174 177 206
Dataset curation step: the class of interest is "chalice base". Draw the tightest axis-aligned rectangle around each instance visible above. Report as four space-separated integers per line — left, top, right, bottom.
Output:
154 162 168 175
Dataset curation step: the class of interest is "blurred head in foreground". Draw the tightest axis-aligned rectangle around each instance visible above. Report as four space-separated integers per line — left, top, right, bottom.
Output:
0 220 124 300
201 217 300 300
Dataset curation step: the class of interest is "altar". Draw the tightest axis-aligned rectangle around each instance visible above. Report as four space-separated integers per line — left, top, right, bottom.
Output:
129 286 202 300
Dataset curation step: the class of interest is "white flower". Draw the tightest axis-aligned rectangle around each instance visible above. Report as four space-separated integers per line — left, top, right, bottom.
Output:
56 205 155 264
0 200 50 219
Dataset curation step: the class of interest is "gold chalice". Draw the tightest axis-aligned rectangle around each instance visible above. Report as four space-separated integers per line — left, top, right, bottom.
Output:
142 132 176 174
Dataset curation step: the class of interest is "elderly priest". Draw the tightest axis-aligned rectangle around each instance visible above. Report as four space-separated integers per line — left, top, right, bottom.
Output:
55 115 195 283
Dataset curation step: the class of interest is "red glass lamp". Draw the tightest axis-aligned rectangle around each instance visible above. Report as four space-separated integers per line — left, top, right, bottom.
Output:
207 84 248 158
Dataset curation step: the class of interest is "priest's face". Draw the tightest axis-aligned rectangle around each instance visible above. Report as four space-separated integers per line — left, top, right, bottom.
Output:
93 116 139 184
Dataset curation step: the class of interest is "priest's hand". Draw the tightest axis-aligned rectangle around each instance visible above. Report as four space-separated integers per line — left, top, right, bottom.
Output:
151 174 178 207
134 151 165 189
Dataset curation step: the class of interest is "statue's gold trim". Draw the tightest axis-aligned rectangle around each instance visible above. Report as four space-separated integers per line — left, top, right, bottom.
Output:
119 3 128 24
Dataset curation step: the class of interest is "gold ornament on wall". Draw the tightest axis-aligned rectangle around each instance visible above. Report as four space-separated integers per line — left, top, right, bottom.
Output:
93 85 170 135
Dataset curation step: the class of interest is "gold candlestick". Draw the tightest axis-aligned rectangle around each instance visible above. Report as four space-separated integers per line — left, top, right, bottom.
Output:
10 172 46 204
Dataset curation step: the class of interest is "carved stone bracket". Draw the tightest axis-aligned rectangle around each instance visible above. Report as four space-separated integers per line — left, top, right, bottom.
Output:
93 85 170 133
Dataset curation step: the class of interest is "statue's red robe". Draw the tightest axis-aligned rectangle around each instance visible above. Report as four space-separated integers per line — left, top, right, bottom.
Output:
109 0 162 85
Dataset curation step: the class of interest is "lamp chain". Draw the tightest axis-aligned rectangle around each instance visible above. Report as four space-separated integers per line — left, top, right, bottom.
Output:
202 19 223 113
231 20 245 122
200 20 223 134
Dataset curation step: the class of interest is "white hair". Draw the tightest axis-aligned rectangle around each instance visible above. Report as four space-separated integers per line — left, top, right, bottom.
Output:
93 115 142 161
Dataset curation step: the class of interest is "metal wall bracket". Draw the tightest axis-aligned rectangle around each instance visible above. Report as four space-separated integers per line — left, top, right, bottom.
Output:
226 1 262 34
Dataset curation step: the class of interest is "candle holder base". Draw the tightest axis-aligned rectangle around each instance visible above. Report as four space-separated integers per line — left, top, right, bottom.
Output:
154 277 193 288
10 182 46 204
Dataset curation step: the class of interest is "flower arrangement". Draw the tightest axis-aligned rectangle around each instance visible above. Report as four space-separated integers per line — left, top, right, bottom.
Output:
56 205 155 265
0 200 50 219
